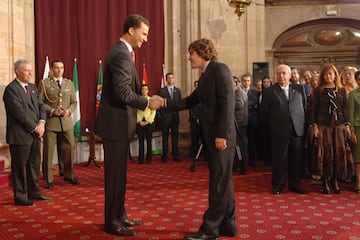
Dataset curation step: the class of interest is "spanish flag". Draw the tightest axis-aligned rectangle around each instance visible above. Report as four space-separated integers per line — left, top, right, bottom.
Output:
142 63 149 84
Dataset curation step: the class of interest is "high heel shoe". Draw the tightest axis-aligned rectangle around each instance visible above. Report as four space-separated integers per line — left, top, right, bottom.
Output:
322 178 330 194
331 178 341 194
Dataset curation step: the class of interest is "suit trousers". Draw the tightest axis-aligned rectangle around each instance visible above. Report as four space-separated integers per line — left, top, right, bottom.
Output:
43 130 75 183
10 136 42 200
271 136 303 190
136 123 154 162
161 115 179 159
102 138 129 228
199 147 237 236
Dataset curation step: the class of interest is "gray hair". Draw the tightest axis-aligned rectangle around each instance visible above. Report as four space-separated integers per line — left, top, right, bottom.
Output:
14 59 29 72
277 64 291 74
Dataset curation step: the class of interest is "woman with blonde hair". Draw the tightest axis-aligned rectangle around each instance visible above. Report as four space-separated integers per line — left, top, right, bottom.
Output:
312 64 350 194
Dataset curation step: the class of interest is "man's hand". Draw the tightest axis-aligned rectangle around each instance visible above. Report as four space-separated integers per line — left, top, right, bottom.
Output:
62 109 71 117
215 137 227 151
35 121 45 138
149 95 164 109
53 108 64 117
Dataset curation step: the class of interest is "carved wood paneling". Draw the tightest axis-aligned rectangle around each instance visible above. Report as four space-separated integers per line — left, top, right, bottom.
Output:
273 18 360 72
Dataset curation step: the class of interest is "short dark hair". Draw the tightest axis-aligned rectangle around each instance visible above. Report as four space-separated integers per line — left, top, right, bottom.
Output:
188 38 217 61
123 14 149 34
51 59 64 68
166 72 173 79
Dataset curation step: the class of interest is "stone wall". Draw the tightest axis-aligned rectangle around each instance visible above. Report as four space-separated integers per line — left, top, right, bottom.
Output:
0 0 35 144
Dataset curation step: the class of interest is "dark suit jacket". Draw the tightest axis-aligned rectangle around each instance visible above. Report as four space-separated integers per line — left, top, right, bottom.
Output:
3 79 46 145
158 86 181 124
166 60 236 150
260 83 306 138
95 40 148 140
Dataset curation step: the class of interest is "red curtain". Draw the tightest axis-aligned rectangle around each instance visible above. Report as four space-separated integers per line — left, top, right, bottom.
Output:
34 0 164 131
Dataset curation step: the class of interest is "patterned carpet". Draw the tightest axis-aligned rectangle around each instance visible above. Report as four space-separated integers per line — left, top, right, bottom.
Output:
0 156 360 240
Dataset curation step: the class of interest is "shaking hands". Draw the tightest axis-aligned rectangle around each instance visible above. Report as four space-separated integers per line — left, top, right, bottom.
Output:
149 95 165 110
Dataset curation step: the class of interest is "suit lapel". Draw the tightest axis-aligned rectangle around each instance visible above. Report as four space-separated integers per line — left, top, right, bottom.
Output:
274 84 287 102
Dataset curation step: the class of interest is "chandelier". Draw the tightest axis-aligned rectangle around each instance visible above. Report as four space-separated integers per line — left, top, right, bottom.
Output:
227 0 251 19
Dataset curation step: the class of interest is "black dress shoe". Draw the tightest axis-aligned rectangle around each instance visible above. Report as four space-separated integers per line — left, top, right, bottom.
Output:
32 195 52 201
184 233 218 240
64 178 80 185
60 173 64 177
289 187 306 194
219 229 237 237
105 226 135 236
272 189 281 195
123 218 141 227
15 198 33 206
174 158 183 162
161 157 167 163
45 183 53 189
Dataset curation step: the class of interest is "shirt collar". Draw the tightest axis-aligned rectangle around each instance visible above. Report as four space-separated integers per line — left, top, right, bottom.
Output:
120 38 133 53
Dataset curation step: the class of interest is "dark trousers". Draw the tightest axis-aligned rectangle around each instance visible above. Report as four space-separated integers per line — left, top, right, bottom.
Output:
190 122 201 157
10 136 42 201
161 117 179 159
247 125 257 165
199 147 237 236
102 138 129 228
234 126 248 172
271 136 303 191
136 123 154 162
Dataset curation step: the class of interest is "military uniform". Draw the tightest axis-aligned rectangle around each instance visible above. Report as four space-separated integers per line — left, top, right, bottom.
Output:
38 77 77 186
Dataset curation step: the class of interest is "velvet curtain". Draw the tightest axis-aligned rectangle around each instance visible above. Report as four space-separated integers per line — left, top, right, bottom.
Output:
34 0 164 131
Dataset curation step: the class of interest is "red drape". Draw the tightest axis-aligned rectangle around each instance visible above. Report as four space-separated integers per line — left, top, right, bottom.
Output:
34 0 164 131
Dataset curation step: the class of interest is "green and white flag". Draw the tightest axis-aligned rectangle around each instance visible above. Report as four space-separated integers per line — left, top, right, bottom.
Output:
72 58 82 141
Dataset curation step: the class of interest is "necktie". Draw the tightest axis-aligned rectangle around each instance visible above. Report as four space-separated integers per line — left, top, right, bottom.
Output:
24 85 31 99
131 50 135 62
170 88 174 99
57 80 61 89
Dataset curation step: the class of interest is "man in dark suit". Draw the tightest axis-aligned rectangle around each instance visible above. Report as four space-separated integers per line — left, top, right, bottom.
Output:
3 59 51 206
162 38 237 240
95 14 162 237
158 72 182 162
260 64 307 195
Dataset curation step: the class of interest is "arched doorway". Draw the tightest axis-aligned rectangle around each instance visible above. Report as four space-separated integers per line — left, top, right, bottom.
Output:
273 18 360 74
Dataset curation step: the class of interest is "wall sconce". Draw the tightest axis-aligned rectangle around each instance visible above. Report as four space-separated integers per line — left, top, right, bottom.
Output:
227 0 251 19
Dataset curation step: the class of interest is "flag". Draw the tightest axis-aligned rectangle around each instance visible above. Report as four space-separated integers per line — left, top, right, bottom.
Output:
142 63 149 84
96 60 103 115
71 58 82 141
42 56 50 79
161 64 166 88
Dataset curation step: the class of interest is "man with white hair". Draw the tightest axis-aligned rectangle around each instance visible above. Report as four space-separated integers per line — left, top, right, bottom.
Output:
260 64 307 195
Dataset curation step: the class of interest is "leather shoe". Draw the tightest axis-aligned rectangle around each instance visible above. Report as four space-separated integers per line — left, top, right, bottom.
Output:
184 233 218 240
219 229 237 237
15 198 33 206
31 195 52 201
123 218 141 227
45 183 53 189
272 189 281 195
174 158 183 162
105 226 135 236
289 187 306 194
64 178 80 185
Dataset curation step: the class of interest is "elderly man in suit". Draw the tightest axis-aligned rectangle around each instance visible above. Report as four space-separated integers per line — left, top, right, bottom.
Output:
161 38 237 240
158 72 182 162
260 64 307 195
95 14 163 237
38 59 79 189
3 59 51 206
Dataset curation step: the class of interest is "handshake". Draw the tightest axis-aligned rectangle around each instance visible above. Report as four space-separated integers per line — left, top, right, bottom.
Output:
148 95 166 110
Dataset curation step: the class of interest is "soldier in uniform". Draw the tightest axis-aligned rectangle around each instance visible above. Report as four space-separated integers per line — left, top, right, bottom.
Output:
38 59 79 189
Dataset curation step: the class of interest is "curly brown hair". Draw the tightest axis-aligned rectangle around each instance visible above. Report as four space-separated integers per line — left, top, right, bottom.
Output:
188 38 217 61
